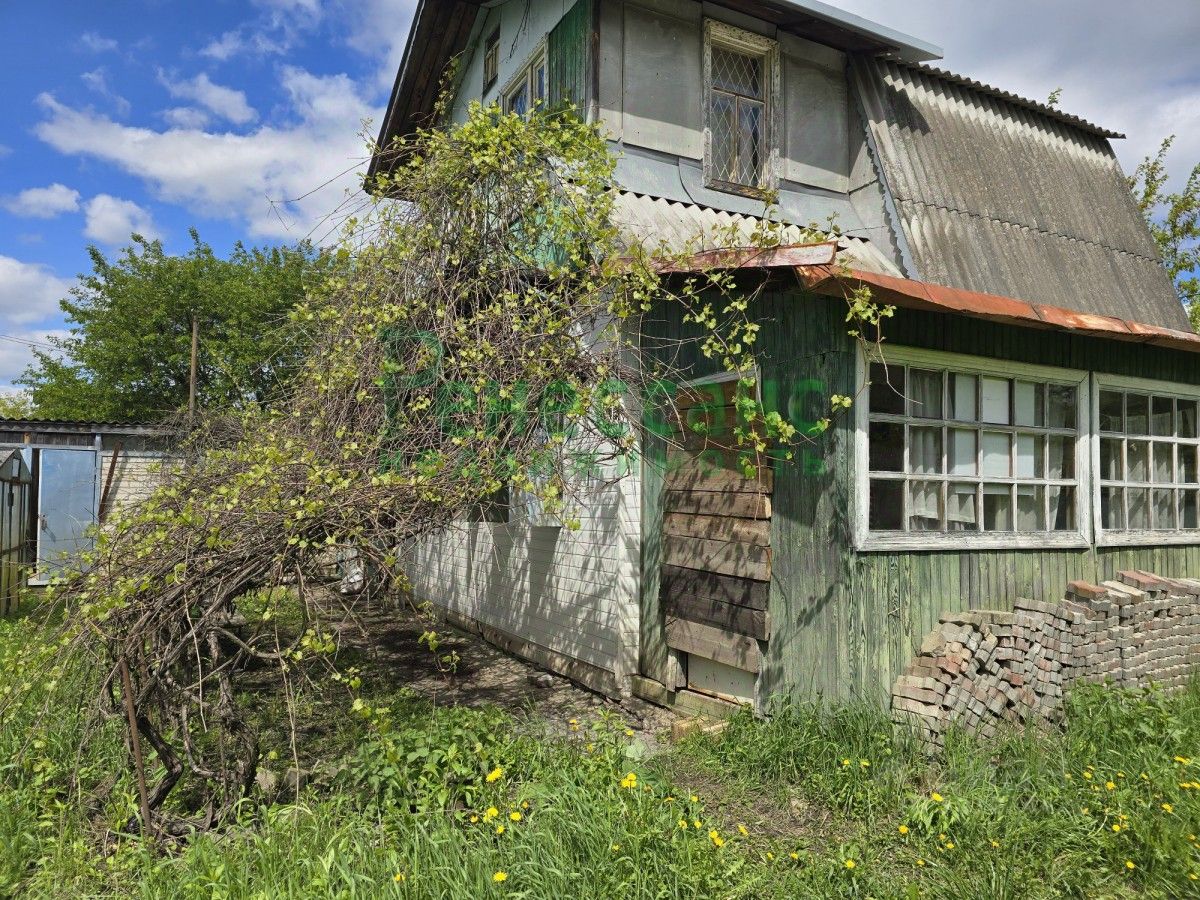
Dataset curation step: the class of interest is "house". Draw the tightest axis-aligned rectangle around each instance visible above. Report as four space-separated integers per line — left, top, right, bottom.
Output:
0 419 170 585
370 0 1200 712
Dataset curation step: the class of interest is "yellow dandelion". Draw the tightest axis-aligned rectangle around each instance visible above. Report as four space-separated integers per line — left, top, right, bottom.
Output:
1105 781 1116 790
493 871 508 882
486 767 503 783
624 729 634 737
1174 756 1191 765
484 807 499 821
841 758 851 767
509 811 522 822
1064 773 1073 780
789 852 800 861
694 819 702 829
619 772 638 789
898 825 909 835
860 759 870 768
678 819 688 830
945 842 955 850
664 796 675 803
844 859 856 870
495 824 505 835
708 830 725 848
1162 803 1174 813
1189 872 1198 881
916 858 926 867
990 840 1000 849
393 873 405 883
1082 772 1093 780
737 824 749 836
568 718 578 725
611 844 620 852
1141 772 1149 780
1125 860 1135 870
1112 824 1121 833
690 794 699 802
767 852 775 861
521 801 529 809
585 743 594 753
938 833 947 842
931 792 944 803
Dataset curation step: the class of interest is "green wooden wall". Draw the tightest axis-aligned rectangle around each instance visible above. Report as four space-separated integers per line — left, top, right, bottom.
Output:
547 0 593 112
640 278 1200 705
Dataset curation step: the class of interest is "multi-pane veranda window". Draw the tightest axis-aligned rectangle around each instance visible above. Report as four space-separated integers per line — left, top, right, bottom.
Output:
709 45 765 188
1097 388 1200 531
505 54 546 117
867 362 1080 534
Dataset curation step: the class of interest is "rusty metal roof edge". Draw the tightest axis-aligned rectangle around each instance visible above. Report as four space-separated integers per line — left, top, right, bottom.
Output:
797 265 1200 353
0 417 172 434
905 62 1125 140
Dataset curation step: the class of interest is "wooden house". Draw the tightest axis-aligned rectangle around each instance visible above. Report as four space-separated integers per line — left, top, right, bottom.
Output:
372 0 1200 712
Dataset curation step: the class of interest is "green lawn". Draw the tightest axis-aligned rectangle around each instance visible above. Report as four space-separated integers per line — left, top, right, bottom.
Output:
2 607 1199 899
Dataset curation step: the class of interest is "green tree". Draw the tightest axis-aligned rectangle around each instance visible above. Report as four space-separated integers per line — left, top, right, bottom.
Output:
1128 135 1200 329
19 230 331 421
0 392 33 419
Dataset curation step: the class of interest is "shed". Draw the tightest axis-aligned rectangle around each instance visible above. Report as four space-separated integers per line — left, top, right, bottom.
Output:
0 420 171 583
0 450 32 614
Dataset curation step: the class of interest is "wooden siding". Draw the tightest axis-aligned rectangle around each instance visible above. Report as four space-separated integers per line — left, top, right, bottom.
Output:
548 0 593 112
642 279 1200 706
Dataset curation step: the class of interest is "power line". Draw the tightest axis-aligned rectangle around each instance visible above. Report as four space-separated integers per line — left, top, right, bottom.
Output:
0 333 59 351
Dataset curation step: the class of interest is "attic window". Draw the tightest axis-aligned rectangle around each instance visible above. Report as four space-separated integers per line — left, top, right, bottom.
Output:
483 28 500 93
703 21 777 194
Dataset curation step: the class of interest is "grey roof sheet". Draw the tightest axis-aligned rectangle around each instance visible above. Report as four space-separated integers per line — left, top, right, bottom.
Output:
854 58 1190 331
609 191 902 277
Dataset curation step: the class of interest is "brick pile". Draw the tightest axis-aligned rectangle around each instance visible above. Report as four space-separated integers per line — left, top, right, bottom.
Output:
891 571 1200 747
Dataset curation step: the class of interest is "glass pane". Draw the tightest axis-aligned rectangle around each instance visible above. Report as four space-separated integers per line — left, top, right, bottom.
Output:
1050 485 1076 531
869 479 903 530
507 83 528 116
909 369 943 419
949 428 978 476
909 426 942 475
1183 491 1199 529
1128 488 1151 529
1153 442 1174 483
534 62 546 101
981 432 1011 477
1016 484 1044 531
1153 488 1176 530
711 47 761 96
1014 433 1043 478
710 93 736 184
869 363 905 415
947 482 978 531
1013 381 1043 426
908 481 941 531
1152 396 1175 436
736 99 763 186
1099 438 1123 481
1127 440 1150 482
1098 390 1124 432
980 377 1010 424
1047 384 1076 429
1179 400 1198 439
1101 486 1125 530
983 484 1012 531
1181 446 1198 484
1048 435 1074 479
949 373 977 421
1126 394 1149 435
868 421 904 472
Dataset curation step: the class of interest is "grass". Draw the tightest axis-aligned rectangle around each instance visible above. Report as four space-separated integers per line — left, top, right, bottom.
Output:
2 605 1199 899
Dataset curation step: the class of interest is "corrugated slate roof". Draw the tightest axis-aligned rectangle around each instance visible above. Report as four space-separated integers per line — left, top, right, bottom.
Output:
609 191 902 277
853 57 1191 332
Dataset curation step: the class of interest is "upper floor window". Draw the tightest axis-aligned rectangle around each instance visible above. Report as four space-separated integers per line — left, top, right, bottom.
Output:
505 52 546 116
703 21 777 194
483 28 500 93
1096 379 1200 535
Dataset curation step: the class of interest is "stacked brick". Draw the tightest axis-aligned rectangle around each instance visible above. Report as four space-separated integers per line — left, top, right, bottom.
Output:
891 571 1200 747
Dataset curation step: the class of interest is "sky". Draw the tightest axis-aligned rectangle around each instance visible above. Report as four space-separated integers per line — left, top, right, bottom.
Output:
1 0 1197 392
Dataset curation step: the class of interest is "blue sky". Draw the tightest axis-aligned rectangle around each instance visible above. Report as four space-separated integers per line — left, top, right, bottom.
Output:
1 0 1197 391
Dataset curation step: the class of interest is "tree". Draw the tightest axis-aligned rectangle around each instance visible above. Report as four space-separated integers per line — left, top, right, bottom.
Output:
18 231 332 421
0 392 33 419
1128 136 1200 329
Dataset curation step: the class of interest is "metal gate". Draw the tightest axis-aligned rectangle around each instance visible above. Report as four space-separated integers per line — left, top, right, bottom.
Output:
33 449 98 583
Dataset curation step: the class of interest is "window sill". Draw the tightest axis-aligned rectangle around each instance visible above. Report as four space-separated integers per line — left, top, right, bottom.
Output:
856 531 1092 553
1095 530 1200 548
703 177 772 202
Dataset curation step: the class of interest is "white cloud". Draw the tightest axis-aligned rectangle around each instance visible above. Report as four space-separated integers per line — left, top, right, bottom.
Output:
83 195 161 245
0 256 71 326
201 30 248 62
81 67 131 117
162 106 211 129
159 71 257 125
342 0 418 91
35 69 377 239
0 328 71 391
80 31 118 53
3 183 81 219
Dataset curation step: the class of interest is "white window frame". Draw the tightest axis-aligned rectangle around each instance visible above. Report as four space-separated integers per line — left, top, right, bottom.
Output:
1091 372 1200 547
854 346 1092 552
501 42 547 117
702 19 779 196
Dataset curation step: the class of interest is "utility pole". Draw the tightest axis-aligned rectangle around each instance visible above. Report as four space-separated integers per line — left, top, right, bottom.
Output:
188 314 199 426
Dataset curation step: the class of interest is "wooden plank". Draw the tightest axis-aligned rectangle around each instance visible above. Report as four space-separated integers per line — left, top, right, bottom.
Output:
663 512 770 546
665 457 773 493
662 535 771 582
664 490 771 519
664 592 770 639
666 617 762 672
661 564 769 610
676 380 753 410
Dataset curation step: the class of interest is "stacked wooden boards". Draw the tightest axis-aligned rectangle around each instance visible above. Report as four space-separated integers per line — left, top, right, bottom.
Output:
661 380 773 679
